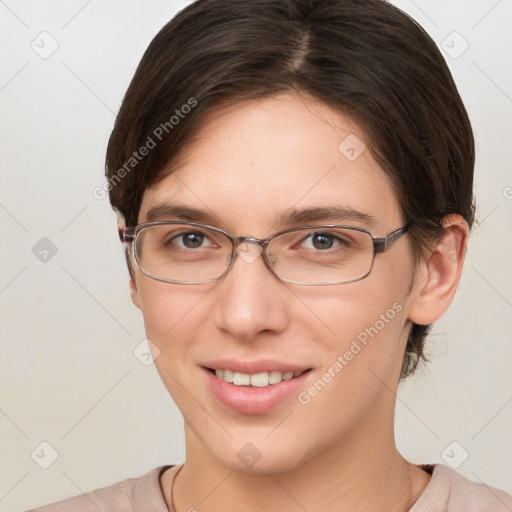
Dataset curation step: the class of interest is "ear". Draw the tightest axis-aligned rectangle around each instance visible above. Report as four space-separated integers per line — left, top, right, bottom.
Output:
129 272 142 310
116 208 142 310
408 214 469 325
126 251 141 309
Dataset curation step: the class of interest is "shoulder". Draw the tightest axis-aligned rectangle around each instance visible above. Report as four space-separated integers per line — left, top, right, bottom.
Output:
412 464 512 512
27 466 175 512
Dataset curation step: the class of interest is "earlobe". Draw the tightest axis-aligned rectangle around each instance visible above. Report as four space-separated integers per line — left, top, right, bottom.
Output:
408 214 469 325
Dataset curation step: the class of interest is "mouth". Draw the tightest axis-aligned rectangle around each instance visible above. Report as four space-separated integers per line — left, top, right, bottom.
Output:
205 367 312 387
202 364 313 414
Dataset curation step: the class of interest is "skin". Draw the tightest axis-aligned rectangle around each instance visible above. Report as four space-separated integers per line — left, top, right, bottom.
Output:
127 93 468 512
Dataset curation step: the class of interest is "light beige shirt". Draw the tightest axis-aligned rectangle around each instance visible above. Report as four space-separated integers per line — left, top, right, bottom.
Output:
28 463 512 511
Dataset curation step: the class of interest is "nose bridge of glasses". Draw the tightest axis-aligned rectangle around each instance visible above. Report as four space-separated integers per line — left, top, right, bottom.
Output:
233 236 266 265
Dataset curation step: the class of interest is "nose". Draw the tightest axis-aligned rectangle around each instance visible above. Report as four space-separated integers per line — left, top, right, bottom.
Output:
213 240 289 342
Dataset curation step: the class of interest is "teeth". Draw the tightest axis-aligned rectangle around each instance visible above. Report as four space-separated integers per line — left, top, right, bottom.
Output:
213 369 306 387
268 370 283 384
250 372 269 387
233 372 251 385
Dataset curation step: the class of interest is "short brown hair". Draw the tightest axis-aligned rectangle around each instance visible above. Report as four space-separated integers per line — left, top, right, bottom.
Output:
105 0 475 378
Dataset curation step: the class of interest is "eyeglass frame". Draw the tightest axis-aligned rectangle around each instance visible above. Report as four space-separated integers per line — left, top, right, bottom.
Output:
119 221 410 286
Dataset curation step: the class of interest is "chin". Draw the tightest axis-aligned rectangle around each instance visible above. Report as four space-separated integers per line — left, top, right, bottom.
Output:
208 439 309 476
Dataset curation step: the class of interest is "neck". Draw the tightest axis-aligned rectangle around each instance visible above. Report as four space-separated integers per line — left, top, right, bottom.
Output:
164 419 430 512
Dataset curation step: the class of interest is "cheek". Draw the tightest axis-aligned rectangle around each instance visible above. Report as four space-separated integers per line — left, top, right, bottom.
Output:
295 265 412 377
293 287 409 429
300 277 407 340
135 278 213 353
136 281 212 408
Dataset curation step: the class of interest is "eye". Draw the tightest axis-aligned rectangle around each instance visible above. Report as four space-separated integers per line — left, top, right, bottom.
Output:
170 231 210 249
300 232 349 251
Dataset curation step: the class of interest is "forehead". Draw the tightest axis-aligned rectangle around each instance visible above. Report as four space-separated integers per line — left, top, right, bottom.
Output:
138 93 402 233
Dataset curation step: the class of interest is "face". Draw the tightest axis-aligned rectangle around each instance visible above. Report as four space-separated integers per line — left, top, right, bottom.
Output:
131 93 419 474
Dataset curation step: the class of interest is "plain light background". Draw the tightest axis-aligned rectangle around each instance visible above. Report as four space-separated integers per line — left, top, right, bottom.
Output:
0 0 511 510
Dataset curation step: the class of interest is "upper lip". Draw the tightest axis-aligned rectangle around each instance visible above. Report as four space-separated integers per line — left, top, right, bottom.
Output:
202 359 312 374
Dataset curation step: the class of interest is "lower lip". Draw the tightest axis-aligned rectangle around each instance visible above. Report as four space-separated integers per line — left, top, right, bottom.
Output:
203 368 311 415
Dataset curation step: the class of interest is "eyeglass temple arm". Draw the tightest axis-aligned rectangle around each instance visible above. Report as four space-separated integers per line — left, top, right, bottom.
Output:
373 225 409 253
119 226 136 243
116 208 135 243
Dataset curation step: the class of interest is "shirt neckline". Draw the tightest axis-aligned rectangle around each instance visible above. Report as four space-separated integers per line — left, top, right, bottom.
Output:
155 463 437 512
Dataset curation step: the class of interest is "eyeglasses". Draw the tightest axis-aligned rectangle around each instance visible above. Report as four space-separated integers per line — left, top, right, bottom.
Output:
120 222 409 286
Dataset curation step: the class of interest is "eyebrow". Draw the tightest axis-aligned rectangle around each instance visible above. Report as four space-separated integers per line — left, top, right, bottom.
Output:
145 204 220 224
276 206 377 228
